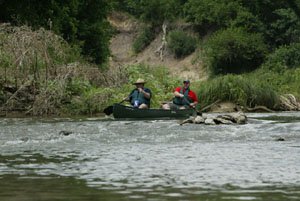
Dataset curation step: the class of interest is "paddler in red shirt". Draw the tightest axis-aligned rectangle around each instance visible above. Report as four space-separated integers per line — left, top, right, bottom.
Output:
162 80 198 110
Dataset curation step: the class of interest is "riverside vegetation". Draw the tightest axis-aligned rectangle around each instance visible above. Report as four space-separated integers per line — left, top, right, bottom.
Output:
0 24 181 116
1 0 300 116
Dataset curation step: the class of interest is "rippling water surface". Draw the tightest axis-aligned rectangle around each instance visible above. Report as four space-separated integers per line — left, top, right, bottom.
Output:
0 112 300 200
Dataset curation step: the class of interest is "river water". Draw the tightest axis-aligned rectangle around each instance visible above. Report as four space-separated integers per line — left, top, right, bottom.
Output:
0 112 300 200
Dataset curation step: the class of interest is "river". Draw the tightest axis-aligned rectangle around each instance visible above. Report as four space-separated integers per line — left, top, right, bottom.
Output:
0 112 300 200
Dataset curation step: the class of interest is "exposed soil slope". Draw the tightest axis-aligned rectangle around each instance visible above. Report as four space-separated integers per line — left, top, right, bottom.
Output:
108 12 208 82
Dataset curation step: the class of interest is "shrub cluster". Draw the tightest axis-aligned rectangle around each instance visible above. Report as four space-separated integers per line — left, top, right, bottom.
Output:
203 28 267 75
0 24 81 85
167 30 197 58
184 0 242 29
1 0 112 66
262 43 300 72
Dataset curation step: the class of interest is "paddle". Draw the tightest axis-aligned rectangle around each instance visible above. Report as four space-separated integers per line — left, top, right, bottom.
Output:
191 105 202 116
183 96 202 116
183 97 223 115
103 98 128 115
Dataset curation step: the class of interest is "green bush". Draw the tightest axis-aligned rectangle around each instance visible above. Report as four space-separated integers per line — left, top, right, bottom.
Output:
203 27 268 76
229 9 264 33
1 0 112 66
0 25 82 86
267 8 300 46
262 43 300 72
112 0 182 26
184 0 242 29
167 30 197 58
132 26 155 53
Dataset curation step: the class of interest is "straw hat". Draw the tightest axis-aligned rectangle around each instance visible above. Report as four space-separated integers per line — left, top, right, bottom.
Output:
133 78 146 85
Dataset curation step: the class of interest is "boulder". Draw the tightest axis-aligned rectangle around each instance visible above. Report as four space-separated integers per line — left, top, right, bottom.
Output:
278 94 300 111
229 111 247 124
204 118 216 125
194 115 205 124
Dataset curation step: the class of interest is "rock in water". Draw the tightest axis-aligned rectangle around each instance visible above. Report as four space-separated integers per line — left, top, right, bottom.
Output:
59 130 73 136
275 137 285 141
214 117 234 124
231 111 247 124
204 118 216 125
194 115 205 124
180 112 247 125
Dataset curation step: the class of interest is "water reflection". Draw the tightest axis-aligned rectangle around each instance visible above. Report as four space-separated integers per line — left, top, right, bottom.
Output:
0 174 299 201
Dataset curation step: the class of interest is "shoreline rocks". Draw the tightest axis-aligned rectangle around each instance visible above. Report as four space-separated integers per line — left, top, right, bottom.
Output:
180 111 247 125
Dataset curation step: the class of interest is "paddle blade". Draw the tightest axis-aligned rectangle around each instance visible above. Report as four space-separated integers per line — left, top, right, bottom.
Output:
196 111 202 116
103 105 113 115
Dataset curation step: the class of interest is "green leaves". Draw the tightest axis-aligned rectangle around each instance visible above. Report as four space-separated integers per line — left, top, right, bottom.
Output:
1 0 112 66
113 0 182 26
167 30 197 58
268 8 300 46
263 43 300 72
184 0 242 28
132 26 155 53
203 28 267 75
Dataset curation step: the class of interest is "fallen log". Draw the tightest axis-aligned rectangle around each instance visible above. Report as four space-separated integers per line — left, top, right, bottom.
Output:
244 106 274 113
200 99 221 112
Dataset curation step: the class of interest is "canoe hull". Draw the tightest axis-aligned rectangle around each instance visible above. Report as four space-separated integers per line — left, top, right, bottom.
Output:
113 104 196 119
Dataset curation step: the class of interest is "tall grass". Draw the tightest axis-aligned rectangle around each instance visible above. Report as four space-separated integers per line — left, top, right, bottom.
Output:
197 74 279 109
251 68 300 98
0 24 81 87
0 24 128 115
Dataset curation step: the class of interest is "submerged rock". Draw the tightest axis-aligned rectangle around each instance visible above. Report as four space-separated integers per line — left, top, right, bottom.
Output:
213 117 234 124
20 137 29 142
59 130 73 136
275 137 285 141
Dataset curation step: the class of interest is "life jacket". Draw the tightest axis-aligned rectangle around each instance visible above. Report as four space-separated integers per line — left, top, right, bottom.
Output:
173 87 192 106
130 89 150 106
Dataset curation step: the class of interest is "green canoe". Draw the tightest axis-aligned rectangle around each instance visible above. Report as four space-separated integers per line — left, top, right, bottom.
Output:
113 103 196 119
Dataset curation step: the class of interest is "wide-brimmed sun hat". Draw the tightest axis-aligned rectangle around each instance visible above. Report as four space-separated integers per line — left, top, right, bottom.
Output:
133 78 146 85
